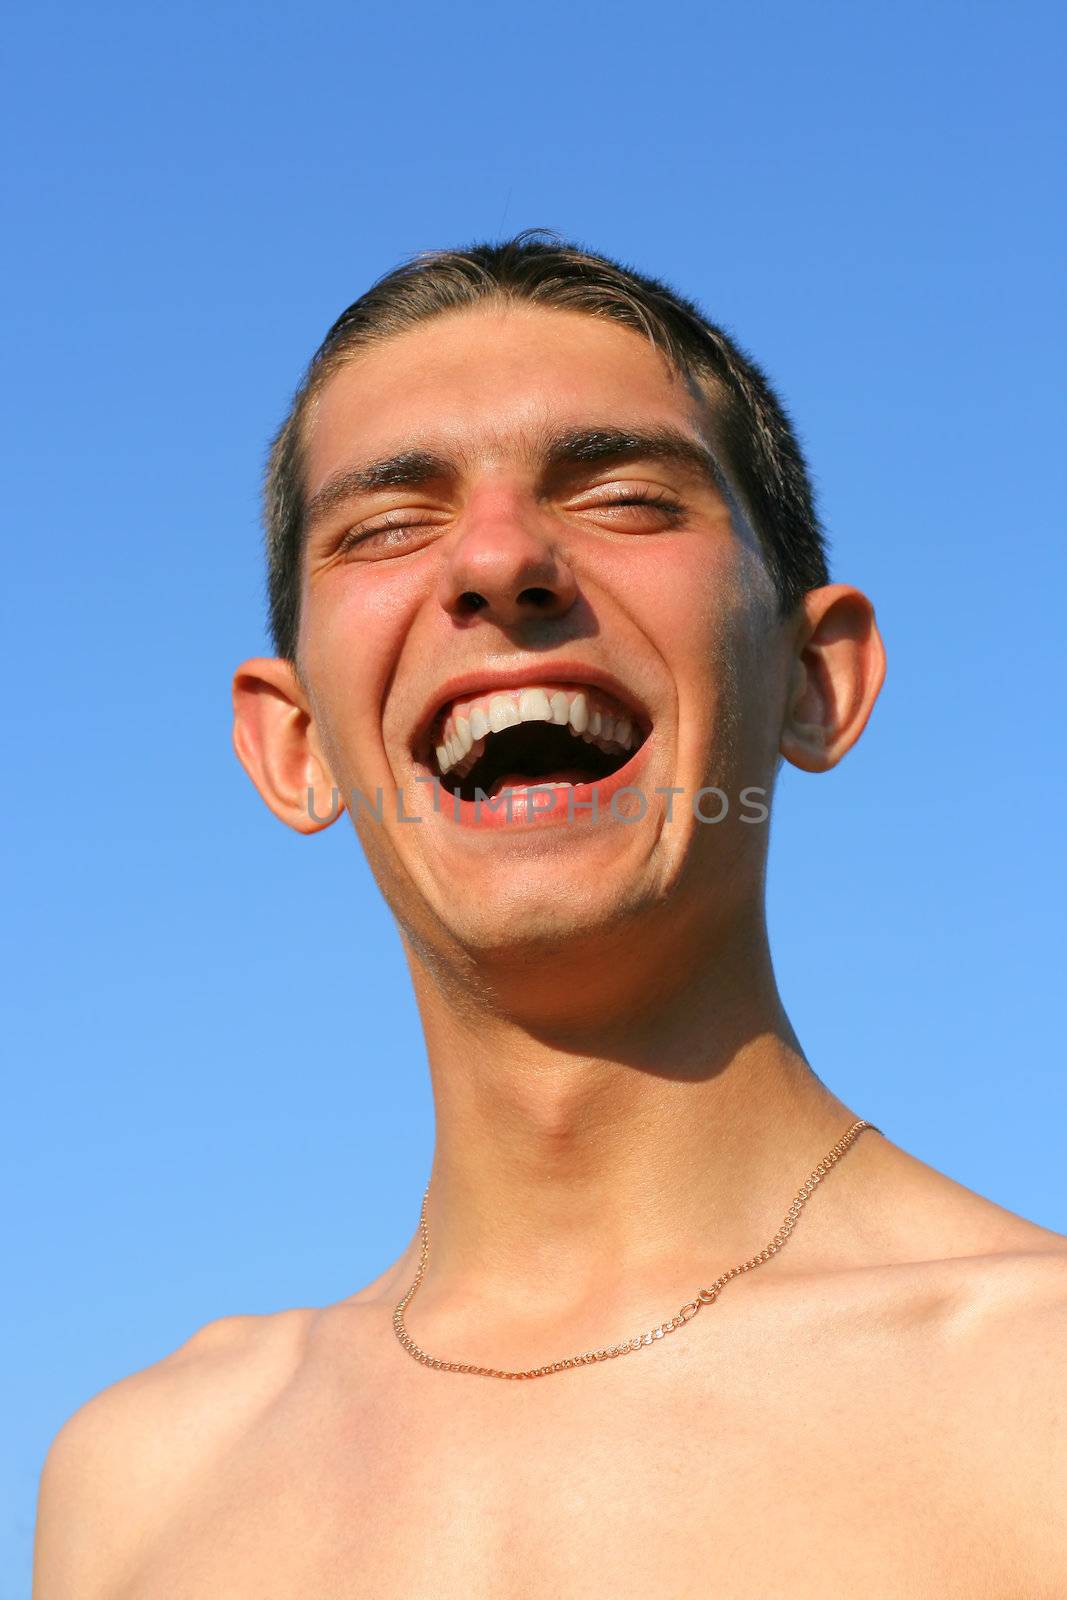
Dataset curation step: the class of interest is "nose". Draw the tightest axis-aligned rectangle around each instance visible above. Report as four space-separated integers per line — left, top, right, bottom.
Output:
438 491 578 626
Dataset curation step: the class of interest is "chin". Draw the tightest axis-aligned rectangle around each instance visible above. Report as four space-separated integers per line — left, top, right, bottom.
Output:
439 875 659 964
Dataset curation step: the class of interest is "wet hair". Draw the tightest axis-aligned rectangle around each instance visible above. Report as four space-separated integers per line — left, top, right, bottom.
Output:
263 230 829 661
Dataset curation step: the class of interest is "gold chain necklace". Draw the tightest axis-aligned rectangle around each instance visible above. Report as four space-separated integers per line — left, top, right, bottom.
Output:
393 1117 880 1380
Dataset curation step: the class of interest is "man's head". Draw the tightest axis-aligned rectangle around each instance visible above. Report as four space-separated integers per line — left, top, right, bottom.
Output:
232 234 884 1007
264 233 829 667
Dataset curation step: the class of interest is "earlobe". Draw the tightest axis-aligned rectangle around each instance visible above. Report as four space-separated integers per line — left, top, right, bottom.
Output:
779 585 886 774
231 657 341 834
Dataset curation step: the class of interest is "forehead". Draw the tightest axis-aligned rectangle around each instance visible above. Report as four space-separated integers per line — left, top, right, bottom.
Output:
301 304 716 490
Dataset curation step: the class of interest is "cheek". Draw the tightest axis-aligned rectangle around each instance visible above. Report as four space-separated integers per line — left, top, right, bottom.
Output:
638 540 777 761
622 536 745 663
301 568 425 777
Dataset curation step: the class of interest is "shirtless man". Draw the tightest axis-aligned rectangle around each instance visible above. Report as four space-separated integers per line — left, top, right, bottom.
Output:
34 236 1066 1598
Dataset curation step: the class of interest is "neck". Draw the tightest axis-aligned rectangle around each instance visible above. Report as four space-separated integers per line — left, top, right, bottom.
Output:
401 909 866 1354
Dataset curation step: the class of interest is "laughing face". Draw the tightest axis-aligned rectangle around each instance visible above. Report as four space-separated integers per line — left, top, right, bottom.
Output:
234 303 876 981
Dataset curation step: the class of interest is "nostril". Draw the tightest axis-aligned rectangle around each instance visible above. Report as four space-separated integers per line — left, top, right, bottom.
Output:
458 591 489 613
518 587 555 608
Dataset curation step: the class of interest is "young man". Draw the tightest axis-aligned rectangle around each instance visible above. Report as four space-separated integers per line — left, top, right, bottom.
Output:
35 237 1066 1597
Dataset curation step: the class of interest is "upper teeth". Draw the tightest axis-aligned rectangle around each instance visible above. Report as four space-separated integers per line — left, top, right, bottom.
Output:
432 684 639 777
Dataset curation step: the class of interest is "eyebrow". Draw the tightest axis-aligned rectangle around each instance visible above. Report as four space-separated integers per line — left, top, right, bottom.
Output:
543 425 724 489
303 424 727 531
304 448 453 528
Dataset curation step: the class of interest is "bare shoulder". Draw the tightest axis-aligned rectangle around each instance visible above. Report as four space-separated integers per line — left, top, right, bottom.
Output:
931 1239 1067 1587
823 1132 1067 1570
960 1237 1067 1401
888 1143 1067 1454
961 1234 1067 1361
33 1307 317 1600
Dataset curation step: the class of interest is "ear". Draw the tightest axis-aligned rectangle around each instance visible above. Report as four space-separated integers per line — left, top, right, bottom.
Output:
779 585 886 773
231 657 342 834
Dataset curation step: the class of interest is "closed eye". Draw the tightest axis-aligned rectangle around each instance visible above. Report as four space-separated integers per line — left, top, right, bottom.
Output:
567 484 686 528
336 512 450 556
333 485 685 558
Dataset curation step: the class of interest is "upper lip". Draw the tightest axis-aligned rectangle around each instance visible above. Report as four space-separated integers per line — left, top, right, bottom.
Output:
410 661 654 763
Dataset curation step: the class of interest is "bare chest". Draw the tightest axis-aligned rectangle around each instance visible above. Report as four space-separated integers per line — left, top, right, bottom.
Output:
123 1317 1033 1600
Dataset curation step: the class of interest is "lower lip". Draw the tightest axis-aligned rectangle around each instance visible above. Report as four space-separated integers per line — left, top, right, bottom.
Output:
430 736 654 830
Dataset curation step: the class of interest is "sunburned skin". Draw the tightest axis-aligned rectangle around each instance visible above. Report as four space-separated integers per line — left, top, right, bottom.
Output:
33 297 1067 1600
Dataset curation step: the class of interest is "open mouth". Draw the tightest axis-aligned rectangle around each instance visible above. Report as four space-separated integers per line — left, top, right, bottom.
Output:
418 683 650 804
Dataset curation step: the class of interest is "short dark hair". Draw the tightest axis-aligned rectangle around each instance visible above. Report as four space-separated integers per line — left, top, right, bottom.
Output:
263 231 830 663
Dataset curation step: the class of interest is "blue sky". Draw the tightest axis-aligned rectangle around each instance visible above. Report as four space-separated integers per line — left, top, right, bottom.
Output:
4 0 1064 1586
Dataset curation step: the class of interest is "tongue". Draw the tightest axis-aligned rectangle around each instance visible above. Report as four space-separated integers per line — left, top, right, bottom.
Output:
487 770 591 798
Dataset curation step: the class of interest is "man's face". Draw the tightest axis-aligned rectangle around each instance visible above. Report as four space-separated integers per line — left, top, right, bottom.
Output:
295 304 791 968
